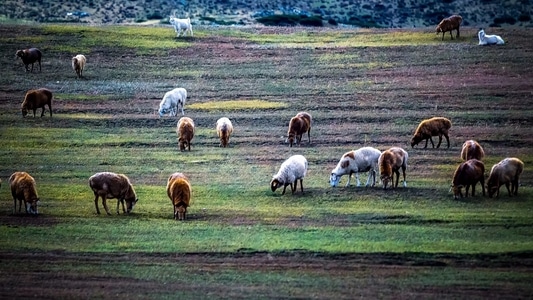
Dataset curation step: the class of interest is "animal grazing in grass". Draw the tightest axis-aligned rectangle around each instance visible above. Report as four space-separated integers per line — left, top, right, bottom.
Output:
16 48 42 72
478 28 505 45
72 54 86 78
89 172 138 215
411 117 452 149
451 159 485 199
176 116 195 151
271 154 308 195
461 140 485 161
487 157 524 198
169 16 193 37
216 117 234 147
159 87 187 117
9 171 40 215
330 147 381 187
378 147 408 189
21 88 53 118
436 15 463 40
166 172 192 220
287 112 312 147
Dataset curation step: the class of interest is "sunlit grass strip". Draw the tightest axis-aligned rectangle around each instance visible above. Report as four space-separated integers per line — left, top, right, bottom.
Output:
189 100 287 111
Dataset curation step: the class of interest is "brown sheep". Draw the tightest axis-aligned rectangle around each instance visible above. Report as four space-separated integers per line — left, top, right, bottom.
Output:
216 117 233 147
451 159 485 199
89 172 138 215
411 117 451 149
436 15 463 40
9 172 40 215
287 111 312 147
487 157 524 198
21 88 53 118
72 54 86 78
166 172 192 220
176 117 195 151
16 48 42 72
378 147 408 189
460 140 485 161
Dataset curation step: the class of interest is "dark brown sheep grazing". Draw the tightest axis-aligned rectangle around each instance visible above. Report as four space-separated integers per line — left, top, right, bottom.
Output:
287 112 312 147
436 15 463 40
176 117 195 151
451 159 485 199
460 140 485 161
16 48 42 72
89 172 138 215
487 157 524 198
9 171 40 215
21 88 53 118
411 117 451 149
167 172 192 220
378 147 408 189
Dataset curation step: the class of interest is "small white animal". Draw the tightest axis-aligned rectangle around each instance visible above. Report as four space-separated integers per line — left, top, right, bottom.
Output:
478 28 504 45
169 17 193 37
159 88 187 117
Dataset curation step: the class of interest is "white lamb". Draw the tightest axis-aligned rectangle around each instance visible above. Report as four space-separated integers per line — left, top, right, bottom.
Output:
478 28 504 45
169 17 193 37
270 155 308 195
330 147 381 187
159 88 187 117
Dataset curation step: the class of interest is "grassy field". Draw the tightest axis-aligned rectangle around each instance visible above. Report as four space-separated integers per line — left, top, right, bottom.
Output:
0 23 532 298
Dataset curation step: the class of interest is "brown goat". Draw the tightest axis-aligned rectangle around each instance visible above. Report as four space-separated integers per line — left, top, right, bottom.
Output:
9 172 40 215
461 140 485 161
216 117 234 147
167 172 192 220
16 48 42 72
89 172 138 215
72 54 86 78
287 111 312 147
411 117 451 149
378 147 408 189
451 159 485 199
21 88 53 118
436 15 463 40
176 117 195 151
487 157 524 198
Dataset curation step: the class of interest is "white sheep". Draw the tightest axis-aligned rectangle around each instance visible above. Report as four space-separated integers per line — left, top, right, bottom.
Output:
169 16 193 37
159 88 187 117
478 28 505 45
216 117 234 147
270 155 308 195
330 147 381 187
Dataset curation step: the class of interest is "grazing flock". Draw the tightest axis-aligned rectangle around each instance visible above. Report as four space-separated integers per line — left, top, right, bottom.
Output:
8 15 521 220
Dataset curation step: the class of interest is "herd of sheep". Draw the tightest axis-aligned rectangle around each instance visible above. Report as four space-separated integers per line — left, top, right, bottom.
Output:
9 15 518 219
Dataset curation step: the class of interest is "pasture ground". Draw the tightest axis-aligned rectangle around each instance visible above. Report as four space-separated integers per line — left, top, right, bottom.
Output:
0 24 532 298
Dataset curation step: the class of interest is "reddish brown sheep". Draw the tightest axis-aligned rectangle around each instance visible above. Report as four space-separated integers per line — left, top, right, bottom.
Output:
21 88 53 118
89 172 138 215
176 117 195 151
72 54 86 78
436 15 463 40
216 117 234 147
287 111 312 147
166 172 192 220
378 147 408 189
451 159 485 199
411 117 451 149
16 48 42 72
460 140 485 161
487 157 524 198
9 171 40 215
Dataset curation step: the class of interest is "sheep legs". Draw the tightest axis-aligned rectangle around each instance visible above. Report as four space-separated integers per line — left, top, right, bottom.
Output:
94 194 112 215
291 179 304 194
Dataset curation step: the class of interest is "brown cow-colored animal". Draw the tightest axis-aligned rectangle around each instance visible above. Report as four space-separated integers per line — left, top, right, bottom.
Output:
487 157 524 198
176 117 195 151
89 172 138 215
436 15 463 40
460 140 485 161
21 88 53 118
287 112 312 147
16 48 42 72
411 117 451 149
451 159 485 199
9 171 40 215
166 172 192 220
378 147 408 189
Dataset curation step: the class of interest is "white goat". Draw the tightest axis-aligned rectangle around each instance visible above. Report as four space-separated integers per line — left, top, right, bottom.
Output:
169 17 193 37
270 155 308 195
330 147 382 187
478 29 504 45
159 88 187 117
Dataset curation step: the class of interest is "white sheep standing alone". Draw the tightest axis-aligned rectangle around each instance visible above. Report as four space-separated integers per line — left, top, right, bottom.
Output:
169 16 193 37
330 147 381 187
478 28 505 45
72 54 86 78
270 155 308 195
159 88 187 117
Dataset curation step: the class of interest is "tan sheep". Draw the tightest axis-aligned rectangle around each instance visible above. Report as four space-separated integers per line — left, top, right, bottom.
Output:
176 117 195 151
21 88 53 118
16 48 42 72
378 147 408 189
72 54 86 78
460 140 485 161
451 159 485 199
216 117 234 147
9 171 40 215
89 172 138 215
287 111 312 147
436 15 463 40
487 158 524 198
166 172 192 220
410 117 451 149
